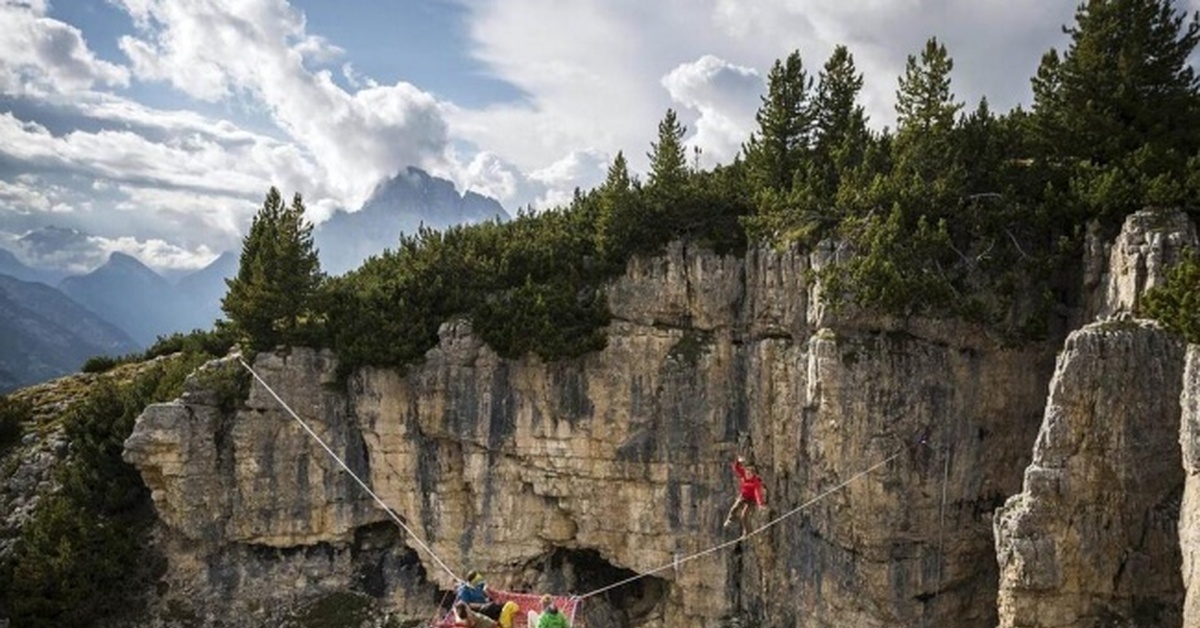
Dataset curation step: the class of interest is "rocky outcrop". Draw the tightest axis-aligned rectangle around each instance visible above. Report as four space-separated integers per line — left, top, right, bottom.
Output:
1182 346 1200 626
994 320 1186 627
118 207 1200 627
123 353 436 626
1089 209 1198 321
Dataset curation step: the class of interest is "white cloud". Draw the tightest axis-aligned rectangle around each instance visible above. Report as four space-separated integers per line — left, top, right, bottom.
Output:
112 184 256 247
0 1 130 95
0 112 271 196
114 0 450 211
457 0 1082 178
341 62 377 90
438 149 530 208
10 229 214 273
97 235 218 271
662 55 762 166
451 0 715 179
0 176 60 213
528 149 609 209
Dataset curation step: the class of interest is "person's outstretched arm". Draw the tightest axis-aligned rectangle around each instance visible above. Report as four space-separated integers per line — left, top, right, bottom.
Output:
732 456 747 480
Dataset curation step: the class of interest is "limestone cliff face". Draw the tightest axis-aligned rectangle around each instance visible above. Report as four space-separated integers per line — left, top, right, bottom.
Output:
994 320 1186 628
123 353 436 626
125 241 1058 627
123 205 1200 627
1088 208 1198 321
1182 346 1200 626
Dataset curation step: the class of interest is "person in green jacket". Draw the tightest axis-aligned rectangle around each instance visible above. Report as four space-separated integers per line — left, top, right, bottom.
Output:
527 594 570 628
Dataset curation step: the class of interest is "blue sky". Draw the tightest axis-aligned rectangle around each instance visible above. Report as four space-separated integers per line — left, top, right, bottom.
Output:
0 0 1189 274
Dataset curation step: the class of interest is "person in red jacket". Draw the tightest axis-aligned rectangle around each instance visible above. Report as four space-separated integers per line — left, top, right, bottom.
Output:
723 455 765 537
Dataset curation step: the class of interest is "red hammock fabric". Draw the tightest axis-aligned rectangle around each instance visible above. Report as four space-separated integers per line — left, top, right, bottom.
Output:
434 590 581 627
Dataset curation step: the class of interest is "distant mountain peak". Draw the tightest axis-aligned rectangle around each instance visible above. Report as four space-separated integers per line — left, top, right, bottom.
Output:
107 251 141 265
92 251 162 280
315 166 509 275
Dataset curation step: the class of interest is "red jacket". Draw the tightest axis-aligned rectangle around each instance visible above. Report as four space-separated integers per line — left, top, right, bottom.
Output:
733 460 765 506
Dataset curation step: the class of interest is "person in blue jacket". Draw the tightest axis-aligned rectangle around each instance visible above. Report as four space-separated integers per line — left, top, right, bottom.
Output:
455 570 489 610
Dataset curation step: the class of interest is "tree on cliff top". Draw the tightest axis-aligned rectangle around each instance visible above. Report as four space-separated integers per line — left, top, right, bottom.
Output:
1034 0 1200 223
222 187 324 352
647 108 689 199
743 50 814 193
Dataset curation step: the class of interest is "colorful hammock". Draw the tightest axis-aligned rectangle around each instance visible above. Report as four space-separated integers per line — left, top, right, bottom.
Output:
434 589 581 627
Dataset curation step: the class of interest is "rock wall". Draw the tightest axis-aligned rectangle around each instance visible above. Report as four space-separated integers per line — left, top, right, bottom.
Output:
125 240 1058 627
994 321 1186 628
123 353 436 626
1182 346 1200 626
1089 208 1197 321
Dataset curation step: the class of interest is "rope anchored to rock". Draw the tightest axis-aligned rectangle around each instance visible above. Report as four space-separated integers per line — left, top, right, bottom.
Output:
238 357 465 585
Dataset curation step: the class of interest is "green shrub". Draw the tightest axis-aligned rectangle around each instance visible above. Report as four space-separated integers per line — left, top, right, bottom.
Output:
80 354 120 373
191 359 251 413
1145 248 1200 343
143 327 236 361
0 395 31 453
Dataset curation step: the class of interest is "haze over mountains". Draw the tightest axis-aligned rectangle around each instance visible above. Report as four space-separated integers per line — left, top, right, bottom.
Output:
0 168 508 391
315 166 509 275
0 274 139 392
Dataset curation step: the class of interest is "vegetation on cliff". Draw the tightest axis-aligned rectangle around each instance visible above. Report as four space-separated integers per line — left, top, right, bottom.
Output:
218 0 1200 371
0 343 233 627
1146 248 1200 342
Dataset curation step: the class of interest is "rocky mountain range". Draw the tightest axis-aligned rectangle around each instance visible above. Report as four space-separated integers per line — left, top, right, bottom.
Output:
0 274 138 392
1 208 1191 625
0 169 508 389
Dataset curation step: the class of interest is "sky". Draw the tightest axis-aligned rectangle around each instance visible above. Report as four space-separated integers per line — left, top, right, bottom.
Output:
0 0 1194 274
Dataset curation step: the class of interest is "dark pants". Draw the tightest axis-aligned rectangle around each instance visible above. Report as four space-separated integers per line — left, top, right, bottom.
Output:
478 601 504 621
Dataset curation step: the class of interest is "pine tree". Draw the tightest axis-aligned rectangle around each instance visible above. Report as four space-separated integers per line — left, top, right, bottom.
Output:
1034 0 1200 168
222 187 324 351
596 151 639 261
814 46 868 154
808 45 870 205
743 50 814 192
892 37 965 203
647 108 688 195
895 37 961 145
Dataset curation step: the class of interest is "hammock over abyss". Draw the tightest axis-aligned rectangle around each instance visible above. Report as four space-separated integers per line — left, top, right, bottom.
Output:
433 590 581 627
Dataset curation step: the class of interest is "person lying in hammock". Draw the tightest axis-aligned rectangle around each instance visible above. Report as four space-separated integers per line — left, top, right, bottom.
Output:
451 601 496 627
527 594 571 628
723 455 766 537
455 570 489 610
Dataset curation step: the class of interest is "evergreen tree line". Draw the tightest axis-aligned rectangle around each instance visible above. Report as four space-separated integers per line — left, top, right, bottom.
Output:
222 0 1200 366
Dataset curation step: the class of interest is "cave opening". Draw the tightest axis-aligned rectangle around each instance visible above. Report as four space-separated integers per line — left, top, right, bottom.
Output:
530 547 669 627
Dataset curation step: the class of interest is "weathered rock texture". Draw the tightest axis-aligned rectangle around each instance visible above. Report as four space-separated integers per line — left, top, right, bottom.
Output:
1089 208 1198 321
117 209 1200 627
124 240 1058 627
123 354 437 626
994 321 1186 628
1182 345 1200 626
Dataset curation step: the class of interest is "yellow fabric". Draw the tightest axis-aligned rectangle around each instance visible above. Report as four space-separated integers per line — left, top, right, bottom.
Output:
498 601 519 628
